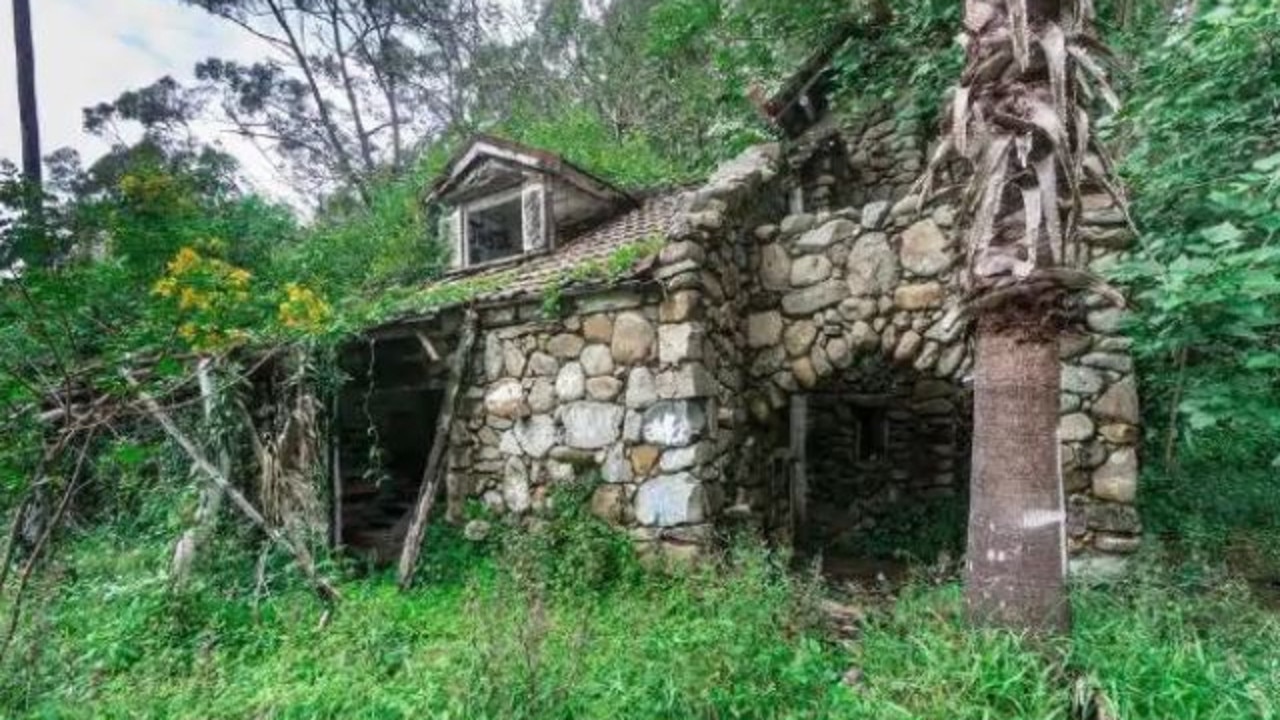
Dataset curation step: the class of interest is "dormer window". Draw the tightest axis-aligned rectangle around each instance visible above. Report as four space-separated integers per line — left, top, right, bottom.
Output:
429 135 636 272
465 188 525 265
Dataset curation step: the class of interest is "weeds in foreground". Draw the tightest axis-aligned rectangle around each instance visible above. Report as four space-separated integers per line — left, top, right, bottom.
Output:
2 478 1279 719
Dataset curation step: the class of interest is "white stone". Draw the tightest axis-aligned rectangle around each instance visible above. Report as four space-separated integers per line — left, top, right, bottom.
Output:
586 376 623 401
580 344 615 377
484 334 505 380
502 458 531 514
659 442 713 472
528 378 556 413
899 219 954 276
1061 365 1105 395
526 351 559 377
846 233 899 296
635 473 705 527
484 379 526 419
641 401 707 447
760 244 791 291
560 402 624 449
656 364 715 399
783 321 817 357
789 254 833 287
503 342 526 378
602 443 633 484
795 219 857 252
514 415 558 458
555 362 586 401
782 280 848 316
861 200 890 229
1059 413 1096 442
625 367 658 408
659 322 704 365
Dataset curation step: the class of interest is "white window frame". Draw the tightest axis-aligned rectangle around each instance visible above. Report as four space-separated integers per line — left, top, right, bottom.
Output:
459 186 526 268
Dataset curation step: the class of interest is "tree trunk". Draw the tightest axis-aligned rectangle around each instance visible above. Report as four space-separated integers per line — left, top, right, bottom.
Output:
264 0 369 206
964 308 1069 634
11 0 41 188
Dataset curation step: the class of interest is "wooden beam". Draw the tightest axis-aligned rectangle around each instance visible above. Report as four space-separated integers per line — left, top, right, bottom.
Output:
396 308 479 590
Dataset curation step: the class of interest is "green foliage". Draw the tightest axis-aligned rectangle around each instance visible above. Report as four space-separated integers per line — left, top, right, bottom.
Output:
274 165 447 297
844 554 1280 719
496 471 643 596
1104 1 1280 549
493 107 696 189
7 504 1280 720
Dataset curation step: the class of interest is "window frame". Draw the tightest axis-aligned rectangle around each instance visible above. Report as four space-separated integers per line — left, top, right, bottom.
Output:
459 185 527 268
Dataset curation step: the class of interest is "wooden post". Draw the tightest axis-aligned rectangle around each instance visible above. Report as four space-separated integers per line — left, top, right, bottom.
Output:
396 309 479 590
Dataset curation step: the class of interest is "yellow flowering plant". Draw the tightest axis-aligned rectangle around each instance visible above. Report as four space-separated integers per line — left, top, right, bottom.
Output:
152 244 256 352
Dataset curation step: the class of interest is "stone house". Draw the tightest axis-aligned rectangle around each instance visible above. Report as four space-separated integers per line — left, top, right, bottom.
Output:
331 119 1141 573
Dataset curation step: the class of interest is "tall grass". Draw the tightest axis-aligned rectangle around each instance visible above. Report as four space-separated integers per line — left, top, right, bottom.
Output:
3 482 1279 719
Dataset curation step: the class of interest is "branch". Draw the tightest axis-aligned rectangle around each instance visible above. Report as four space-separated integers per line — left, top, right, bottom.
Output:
124 370 340 607
0 430 95 666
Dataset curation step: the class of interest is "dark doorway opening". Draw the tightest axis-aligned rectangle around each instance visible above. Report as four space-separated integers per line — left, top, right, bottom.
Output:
334 335 447 563
790 363 971 586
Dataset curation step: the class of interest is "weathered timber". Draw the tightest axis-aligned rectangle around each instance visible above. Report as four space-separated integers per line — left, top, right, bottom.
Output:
396 308 479 590
126 371 339 606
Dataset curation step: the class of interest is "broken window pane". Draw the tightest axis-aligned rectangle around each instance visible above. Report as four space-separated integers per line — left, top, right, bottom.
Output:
466 195 523 265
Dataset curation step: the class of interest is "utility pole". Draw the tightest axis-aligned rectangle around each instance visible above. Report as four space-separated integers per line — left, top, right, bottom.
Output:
12 0 42 188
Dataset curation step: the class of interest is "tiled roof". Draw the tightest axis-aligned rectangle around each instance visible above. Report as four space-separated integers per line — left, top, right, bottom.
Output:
428 192 681 307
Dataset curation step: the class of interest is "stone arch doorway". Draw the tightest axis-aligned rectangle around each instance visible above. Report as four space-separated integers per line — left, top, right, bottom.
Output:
789 354 971 578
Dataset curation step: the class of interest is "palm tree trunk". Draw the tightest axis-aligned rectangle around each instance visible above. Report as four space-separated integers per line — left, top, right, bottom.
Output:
965 307 1069 634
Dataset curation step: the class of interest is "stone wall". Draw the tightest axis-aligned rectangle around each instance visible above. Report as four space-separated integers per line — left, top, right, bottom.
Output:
442 117 1142 566
730 113 1143 561
445 144 784 562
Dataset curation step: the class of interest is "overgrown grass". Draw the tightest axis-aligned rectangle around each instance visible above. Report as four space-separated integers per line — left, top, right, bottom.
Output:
4 486 1279 719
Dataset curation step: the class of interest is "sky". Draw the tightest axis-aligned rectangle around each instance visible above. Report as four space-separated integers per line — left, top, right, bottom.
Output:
0 0 293 202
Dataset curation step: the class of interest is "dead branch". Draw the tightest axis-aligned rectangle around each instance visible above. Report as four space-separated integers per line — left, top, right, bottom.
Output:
0 431 95 667
0 493 32 596
397 309 479 590
124 371 340 607
170 358 230 587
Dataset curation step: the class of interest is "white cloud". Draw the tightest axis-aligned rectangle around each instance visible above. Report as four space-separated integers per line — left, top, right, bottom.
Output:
0 0 298 204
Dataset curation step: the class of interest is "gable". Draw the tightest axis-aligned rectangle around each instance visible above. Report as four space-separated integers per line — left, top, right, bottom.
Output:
430 136 638 272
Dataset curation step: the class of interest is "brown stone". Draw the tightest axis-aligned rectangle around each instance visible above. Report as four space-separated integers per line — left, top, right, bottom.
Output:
1093 377 1140 425
792 357 818 388
547 333 585 358
894 282 944 310
659 290 701 323
899 219 953 276
590 485 628 525
582 315 614 343
783 321 818 357
746 311 784 348
1092 447 1138 503
630 445 661 476
611 312 655 363
760 243 791 291
1099 423 1140 445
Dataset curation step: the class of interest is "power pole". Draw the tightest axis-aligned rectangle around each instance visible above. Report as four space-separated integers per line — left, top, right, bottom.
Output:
12 0 42 188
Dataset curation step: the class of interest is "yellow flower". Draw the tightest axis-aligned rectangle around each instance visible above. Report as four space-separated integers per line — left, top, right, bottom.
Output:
227 268 251 289
167 247 201 276
152 277 178 298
